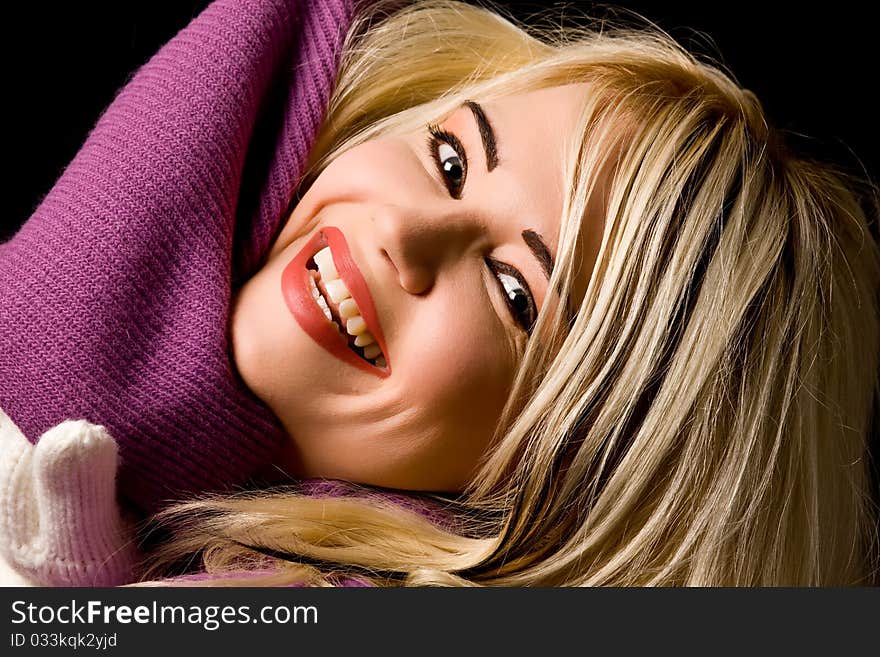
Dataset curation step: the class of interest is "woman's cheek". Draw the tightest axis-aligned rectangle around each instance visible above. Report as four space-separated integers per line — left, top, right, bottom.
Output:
404 298 515 420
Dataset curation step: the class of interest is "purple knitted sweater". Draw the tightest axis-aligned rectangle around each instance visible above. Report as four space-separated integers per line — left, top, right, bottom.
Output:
0 0 356 515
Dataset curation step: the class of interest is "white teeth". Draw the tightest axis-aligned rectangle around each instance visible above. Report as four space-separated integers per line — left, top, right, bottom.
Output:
313 246 338 280
317 298 333 322
346 316 367 336
325 278 350 303
308 252 388 367
339 298 360 319
354 332 375 347
309 276 333 321
362 343 382 360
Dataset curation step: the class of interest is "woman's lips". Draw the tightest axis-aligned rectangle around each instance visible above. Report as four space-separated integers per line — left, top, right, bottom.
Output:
281 227 390 378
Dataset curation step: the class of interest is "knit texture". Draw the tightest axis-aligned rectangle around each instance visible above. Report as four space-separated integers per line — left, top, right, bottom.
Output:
0 0 356 515
0 409 138 586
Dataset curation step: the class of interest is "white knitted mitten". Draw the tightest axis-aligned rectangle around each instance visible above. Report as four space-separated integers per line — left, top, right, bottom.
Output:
0 408 140 586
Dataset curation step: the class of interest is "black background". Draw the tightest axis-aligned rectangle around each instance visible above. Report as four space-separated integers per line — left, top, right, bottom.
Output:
3 1 878 242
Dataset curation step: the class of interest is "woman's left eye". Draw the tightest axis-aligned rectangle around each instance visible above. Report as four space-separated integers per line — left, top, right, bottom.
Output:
426 123 467 199
486 257 537 336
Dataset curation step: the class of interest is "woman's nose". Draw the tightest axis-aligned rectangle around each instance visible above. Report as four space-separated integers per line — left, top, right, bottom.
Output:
374 204 485 295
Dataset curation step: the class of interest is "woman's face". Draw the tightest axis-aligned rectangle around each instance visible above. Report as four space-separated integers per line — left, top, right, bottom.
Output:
231 84 591 491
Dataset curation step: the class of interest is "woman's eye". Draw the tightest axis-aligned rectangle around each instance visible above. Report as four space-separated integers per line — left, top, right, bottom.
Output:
425 123 534 336
486 257 537 336
426 123 467 199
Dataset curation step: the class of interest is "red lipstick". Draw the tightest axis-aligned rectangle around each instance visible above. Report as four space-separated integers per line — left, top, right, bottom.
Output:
281 227 390 378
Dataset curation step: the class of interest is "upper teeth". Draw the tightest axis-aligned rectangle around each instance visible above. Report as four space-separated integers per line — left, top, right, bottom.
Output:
312 246 386 368
339 298 359 319
313 244 339 279
325 278 350 304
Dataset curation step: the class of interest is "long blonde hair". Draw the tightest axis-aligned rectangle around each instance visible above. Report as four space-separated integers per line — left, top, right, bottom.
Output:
143 0 880 586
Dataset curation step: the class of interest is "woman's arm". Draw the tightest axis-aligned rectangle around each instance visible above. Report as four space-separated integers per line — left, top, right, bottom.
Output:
0 0 355 516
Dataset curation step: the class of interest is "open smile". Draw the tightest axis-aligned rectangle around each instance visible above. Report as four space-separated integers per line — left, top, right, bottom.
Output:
281 226 390 378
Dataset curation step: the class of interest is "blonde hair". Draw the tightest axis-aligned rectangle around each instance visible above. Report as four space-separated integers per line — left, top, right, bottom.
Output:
143 0 880 586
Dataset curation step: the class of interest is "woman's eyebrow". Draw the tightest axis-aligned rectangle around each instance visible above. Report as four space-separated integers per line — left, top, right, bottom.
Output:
463 100 498 171
461 100 552 280
522 229 554 280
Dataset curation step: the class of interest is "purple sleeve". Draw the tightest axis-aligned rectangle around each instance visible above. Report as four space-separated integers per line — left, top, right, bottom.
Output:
0 0 356 515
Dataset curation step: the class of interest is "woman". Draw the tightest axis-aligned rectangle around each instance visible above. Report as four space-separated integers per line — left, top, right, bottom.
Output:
3 0 879 586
